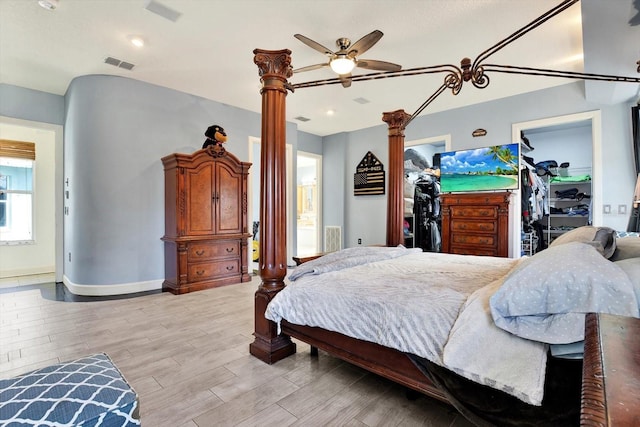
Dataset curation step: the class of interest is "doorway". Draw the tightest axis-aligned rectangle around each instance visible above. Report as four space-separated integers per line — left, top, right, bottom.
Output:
513 110 602 256
0 117 62 284
404 135 450 251
296 152 322 256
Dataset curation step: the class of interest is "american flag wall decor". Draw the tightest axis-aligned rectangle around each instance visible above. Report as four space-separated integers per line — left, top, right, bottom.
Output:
354 151 385 196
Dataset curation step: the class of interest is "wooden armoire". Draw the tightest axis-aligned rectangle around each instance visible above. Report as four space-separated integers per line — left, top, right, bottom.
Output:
161 145 252 294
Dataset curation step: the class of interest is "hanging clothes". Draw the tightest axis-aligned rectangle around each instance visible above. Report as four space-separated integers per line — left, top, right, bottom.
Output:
414 173 441 252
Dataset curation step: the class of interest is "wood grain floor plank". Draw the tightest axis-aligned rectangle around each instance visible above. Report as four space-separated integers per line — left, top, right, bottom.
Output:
193 376 300 426
0 277 474 426
234 403 298 427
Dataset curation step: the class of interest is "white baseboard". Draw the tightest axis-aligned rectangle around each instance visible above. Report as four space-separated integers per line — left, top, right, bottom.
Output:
0 266 55 279
62 275 163 296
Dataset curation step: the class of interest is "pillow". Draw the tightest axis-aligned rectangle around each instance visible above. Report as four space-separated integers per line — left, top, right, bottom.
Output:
549 226 617 259
610 236 640 261
615 257 640 305
490 242 638 344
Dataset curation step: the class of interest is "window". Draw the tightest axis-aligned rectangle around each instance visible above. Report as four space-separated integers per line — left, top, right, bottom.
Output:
0 140 35 243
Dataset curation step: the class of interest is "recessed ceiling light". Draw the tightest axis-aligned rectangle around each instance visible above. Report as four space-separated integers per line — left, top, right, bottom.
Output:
38 0 58 10
128 36 145 48
326 109 335 116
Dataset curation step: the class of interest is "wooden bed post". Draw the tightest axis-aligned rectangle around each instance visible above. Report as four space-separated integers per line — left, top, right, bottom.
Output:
383 109 411 247
249 49 297 364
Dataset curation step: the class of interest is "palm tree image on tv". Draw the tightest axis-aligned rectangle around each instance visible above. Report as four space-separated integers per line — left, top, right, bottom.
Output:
440 143 519 192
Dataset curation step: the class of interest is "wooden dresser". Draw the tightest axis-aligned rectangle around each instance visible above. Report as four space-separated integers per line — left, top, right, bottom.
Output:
440 192 510 257
161 145 252 294
581 313 640 426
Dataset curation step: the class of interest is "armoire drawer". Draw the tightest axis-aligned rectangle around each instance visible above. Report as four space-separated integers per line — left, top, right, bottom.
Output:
450 220 497 233
450 206 498 219
187 258 240 282
188 240 240 261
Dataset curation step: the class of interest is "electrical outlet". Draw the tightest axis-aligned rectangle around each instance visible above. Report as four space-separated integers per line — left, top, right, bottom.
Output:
357 238 362 245
603 204 611 214
68 252 71 262
619 204 627 215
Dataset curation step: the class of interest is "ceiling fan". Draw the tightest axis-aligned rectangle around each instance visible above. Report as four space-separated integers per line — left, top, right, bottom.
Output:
293 30 402 87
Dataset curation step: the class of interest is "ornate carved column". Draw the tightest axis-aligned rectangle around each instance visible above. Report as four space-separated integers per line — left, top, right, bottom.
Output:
249 49 297 363
382 110 411 247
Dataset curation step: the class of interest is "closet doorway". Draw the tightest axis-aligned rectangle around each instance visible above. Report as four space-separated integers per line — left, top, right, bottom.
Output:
296 152 322 257
513 110 602 255
404 135 450 252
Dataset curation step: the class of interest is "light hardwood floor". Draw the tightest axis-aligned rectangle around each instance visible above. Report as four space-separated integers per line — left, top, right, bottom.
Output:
0 276 473 427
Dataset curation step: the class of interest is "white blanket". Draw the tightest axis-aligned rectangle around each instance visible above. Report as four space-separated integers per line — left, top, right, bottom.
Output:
443 279 548 405
266 248 543 401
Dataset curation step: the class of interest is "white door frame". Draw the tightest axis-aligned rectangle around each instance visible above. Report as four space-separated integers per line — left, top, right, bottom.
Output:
296 150 323 255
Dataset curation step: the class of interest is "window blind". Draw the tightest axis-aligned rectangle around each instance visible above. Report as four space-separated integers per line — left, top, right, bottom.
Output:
0 139 36 160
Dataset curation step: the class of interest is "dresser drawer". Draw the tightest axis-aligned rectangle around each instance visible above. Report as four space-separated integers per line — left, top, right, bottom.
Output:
451 220 497 233
188 258 240 282
188 240 240 261
450 246 497 257
450 206 498 219
451 233 496 247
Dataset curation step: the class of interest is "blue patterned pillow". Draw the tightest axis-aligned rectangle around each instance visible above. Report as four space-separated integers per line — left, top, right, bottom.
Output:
490 242 638 344
0 353 140 426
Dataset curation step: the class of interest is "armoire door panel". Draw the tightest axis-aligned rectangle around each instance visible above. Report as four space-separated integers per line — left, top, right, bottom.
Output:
186 163 215 235
216 162 242 234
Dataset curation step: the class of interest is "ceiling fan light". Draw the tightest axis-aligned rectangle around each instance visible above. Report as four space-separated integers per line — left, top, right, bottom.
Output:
330 56 355 75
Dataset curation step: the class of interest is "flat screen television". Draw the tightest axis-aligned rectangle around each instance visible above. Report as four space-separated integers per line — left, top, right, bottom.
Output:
439 143 519 193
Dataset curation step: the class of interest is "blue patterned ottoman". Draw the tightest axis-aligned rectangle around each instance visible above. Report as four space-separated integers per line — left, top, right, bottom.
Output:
0 353 140 426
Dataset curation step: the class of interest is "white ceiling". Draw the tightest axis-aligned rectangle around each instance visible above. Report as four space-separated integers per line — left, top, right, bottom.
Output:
1 0 638 136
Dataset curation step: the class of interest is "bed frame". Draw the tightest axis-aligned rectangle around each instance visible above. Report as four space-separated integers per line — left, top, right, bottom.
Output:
248 49 446 400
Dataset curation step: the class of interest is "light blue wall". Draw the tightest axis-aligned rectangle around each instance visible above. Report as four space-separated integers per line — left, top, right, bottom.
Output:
321 132 348 249
61 74 316 286
297 131 322 155
3 77 635 287
0 84 65 125
323 81 637 247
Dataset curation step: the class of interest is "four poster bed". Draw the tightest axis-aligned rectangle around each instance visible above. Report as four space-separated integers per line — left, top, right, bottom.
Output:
247 47 640 425
247 2 640 425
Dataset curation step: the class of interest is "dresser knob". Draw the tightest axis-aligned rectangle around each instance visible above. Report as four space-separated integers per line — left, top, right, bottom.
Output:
196 270 204 276
226 247 234 253
195 250 205 256
226 266 234 271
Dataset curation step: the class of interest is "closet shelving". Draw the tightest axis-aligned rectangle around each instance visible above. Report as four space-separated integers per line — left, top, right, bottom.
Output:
542 168 592 245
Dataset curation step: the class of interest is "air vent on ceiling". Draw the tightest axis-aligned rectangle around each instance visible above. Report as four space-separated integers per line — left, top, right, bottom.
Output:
144 0 182 22
353 97 370 104
294 116 311 122
104 57 135 70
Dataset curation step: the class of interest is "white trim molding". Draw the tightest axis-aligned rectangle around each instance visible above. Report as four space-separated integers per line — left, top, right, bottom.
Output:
63 275 163 296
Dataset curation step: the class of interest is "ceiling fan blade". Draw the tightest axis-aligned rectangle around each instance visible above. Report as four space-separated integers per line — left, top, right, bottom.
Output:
357 59 402 71
293 63 329 73
347 30 383 57
294 34 334 56
339 74 352 88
